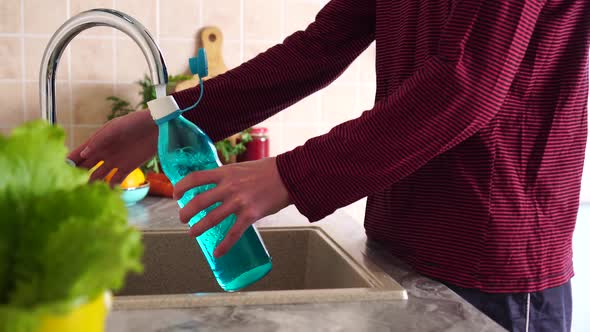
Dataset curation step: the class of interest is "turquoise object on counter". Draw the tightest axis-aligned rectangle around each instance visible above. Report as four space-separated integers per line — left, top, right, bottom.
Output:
120 182 150 206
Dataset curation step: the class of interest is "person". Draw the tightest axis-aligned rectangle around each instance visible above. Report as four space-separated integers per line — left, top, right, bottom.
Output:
68 0 589 330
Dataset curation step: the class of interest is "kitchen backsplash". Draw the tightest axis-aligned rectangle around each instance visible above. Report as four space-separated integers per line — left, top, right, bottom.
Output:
0 0 374 219
5 1 585 210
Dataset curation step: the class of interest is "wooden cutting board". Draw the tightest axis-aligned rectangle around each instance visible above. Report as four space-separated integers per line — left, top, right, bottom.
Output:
174 26 227 91
175 26 240 163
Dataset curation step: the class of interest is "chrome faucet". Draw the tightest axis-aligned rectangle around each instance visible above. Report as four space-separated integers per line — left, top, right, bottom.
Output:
40 8 168 124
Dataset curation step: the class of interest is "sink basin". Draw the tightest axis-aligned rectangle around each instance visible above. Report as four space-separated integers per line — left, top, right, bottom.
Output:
114 227 406 309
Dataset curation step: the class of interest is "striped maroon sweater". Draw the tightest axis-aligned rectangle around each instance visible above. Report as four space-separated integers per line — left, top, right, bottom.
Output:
174 0 590 292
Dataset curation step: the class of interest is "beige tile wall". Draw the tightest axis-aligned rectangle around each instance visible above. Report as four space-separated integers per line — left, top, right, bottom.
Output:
0 0 376 221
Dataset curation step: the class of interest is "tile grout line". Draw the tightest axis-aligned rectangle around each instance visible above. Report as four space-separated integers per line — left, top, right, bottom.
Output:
239 0 244 63
67 0 74 147
158 37 276 44
316 0 326 149
0 32 49 37
27 79 126 84
313 1 325 137
0 31 256 44
0 32 288 44
0 32 124 39
315 92 324 136
155 0 160 43
280 0 286 39
199 0 203 27
20 0 25 123
315 87 324 152
6 78 376 88
278 0 286 153
0 33 115 39
113 0 118 93
355 51 362 119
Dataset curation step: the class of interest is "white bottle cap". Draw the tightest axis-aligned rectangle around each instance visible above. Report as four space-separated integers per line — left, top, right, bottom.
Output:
147 95 180 121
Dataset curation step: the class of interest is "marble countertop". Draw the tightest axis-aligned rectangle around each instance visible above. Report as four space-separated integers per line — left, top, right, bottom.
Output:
107 197 504 332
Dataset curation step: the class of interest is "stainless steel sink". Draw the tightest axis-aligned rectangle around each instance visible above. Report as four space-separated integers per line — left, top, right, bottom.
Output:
114 227 406 309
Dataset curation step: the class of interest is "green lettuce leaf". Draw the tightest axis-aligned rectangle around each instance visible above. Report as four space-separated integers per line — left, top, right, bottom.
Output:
0 120 143 331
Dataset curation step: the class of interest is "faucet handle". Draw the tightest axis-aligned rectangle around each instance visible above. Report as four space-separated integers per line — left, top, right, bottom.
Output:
189 48 208 78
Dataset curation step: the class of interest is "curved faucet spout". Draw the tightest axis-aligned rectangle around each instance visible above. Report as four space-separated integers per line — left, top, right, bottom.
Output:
40 8 168 124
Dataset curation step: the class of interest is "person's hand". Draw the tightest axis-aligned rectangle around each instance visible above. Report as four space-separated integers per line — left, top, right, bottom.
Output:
68 110 158 183
174 157 292 257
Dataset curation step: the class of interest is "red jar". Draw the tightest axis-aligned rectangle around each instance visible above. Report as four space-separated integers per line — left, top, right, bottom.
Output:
238 127 269 162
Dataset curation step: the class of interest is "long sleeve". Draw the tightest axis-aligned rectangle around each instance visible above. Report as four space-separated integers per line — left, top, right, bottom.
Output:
172 0 375 142
276 0 547 221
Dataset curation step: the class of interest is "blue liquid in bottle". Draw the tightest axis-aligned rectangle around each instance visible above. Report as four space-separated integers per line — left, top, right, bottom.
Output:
156 113 272 292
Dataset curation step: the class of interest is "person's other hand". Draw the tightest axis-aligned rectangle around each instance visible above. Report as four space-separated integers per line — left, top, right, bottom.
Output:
68 110 158 183
174 157 291 257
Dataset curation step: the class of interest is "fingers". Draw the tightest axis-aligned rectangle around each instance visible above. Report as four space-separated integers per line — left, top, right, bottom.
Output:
79 157 102 170
108 167 132 185
213 216 252 258
67 142 88 165
67 125 106 167
174 169 222 200
179 187 225 224
89 162 115 182
78 122 113 159
187 202 234 238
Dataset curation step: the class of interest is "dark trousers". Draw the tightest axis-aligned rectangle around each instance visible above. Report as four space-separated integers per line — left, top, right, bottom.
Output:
444 281 572 332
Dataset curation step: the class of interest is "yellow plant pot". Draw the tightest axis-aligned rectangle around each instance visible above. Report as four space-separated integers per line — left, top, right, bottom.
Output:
37 292 111 332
